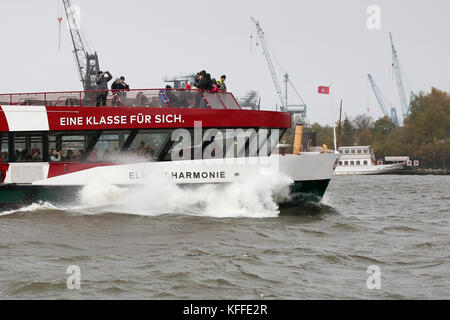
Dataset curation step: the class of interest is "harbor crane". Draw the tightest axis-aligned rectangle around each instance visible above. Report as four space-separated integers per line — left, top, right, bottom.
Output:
62 0 100 91
251 17 285 111
390 32 414 121
250 17 306 116
368 74 399 127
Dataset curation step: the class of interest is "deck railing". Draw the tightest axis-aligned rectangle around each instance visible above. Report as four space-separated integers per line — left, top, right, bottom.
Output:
0 89 241 110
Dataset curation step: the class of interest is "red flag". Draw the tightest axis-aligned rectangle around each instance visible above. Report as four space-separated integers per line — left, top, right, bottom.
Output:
318 86 330 95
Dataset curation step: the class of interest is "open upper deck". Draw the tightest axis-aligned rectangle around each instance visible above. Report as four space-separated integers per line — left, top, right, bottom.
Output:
0 88 241 110
0 88 292 133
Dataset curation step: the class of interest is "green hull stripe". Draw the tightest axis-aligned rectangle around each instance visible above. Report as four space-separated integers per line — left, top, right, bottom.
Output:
0 179 331 208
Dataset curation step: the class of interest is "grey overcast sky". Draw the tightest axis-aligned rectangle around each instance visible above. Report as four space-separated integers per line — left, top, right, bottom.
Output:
0 0 449 124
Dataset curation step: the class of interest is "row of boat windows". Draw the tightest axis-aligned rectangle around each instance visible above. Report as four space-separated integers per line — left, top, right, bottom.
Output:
0 129 283 163
0 131 167 163
339 149 371 154
339 160 369 166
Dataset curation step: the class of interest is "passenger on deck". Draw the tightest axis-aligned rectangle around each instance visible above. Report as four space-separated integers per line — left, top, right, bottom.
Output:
197 73 213 90
112 76 130 106
50 149 61 162
194 70 207 88
119 77 130 93
88 148 98 161
210 77 219 93
217 75 227 93
164 85 179 106
65 149 75 162
145 147 155 160
73 149 84 161
137 141 147 156
111 78 121 106
32 149 41 161
103 149 111 161
96 71 113 106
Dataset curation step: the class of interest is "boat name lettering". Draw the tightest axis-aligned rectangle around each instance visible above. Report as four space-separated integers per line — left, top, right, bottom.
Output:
59 114 183 126
168 171 227 180
128 171 227 180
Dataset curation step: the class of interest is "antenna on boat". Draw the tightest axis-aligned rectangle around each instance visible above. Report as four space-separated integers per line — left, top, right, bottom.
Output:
57 0 63 51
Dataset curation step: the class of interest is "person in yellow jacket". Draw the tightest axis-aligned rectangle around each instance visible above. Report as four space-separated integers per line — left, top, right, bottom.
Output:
217 75 227 93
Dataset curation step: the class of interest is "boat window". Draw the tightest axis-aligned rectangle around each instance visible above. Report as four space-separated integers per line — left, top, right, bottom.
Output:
218 93 240 109
345 150 349 154
163 128 283 161
364 160 368 165
351 149 356 154
127 130 170 161
0 135 8 162
339 161 343 166
344 161 348 166
357 149 362 154
339 150 343 154
202 92 225 109
48 133 90 162
356 161 361 165
90 131 131 162
13 134 43 162
363 149 368 154
350 161 355 165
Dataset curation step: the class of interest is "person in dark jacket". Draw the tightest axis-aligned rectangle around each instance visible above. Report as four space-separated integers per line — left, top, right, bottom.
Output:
111 78 121 106
194 70 207 88
96 71 112 106
197 73 213 90
111 76 130 106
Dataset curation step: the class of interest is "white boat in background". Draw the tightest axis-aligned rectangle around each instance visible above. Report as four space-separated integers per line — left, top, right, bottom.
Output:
334 146 405 176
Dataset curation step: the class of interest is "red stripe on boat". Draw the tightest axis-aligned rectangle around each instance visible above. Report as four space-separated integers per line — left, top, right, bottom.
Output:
0 163 9 183
0 106 10 132
45 107 291 131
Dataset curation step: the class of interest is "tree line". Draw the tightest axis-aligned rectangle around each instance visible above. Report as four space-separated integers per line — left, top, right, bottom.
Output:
302 88 450 169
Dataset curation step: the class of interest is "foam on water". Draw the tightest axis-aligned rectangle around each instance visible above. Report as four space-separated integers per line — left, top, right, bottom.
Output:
76 170 293 218
0 202 61 217
0 171 293 219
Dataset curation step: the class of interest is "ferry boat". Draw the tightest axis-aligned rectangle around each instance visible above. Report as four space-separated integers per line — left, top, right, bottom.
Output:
334 146 405 175
0 88 340 208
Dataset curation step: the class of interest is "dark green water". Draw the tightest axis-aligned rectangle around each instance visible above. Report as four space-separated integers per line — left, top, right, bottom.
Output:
0 175 449 299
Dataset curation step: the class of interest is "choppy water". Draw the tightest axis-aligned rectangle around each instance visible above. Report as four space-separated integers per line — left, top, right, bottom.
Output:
0 175 449 299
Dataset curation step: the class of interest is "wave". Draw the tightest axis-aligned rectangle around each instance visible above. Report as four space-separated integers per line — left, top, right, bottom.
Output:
75 170 293 218
1 171 294 219
0 202 61 217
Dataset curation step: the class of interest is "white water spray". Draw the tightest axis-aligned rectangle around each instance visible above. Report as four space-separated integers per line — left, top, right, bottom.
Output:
76 170 293 218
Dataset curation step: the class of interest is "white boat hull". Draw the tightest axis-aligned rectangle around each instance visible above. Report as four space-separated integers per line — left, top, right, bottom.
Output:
0 153 340 207
334 163 404 176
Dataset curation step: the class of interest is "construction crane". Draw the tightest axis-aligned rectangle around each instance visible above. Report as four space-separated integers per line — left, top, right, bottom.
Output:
250 17 286 111
62 0 100 91
390 32 413 121
368 74 399 127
